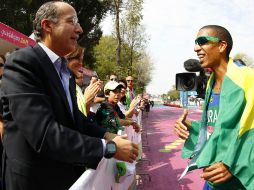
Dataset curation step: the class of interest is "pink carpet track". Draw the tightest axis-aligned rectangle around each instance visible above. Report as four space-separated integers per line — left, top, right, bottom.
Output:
137 106 204 190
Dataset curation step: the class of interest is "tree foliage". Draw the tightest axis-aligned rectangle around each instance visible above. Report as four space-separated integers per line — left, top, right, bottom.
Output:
132 51 153 94
119 0 151 92
95 0 152 92
93 36 118 80
111 0 123 65
93 35 133 81
120 0 146 74
93 35 153 93
0 0 111 67
167 85 180 101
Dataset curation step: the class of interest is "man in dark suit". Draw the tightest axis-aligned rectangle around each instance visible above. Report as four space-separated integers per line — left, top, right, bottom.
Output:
0 1 138 190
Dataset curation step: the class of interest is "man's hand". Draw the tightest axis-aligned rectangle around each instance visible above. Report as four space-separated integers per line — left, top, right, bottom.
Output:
112 135 139 163
174 109 190 140
201 162 232 184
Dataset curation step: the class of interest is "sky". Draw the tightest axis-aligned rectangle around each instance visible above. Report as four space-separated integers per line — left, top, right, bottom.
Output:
101 0 254 95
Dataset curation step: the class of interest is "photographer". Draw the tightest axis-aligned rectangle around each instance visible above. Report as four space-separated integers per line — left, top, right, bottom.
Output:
175 25 254 190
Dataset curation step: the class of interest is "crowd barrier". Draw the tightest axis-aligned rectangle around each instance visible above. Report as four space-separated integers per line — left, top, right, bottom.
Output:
70 110 149 190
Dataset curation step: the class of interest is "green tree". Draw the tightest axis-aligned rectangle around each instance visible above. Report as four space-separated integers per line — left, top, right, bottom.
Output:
115 0 152 93
93 0 152 92
131 51 153 93
93 35 153 92
161 94 168 103
167 85 180 101
120 0 146 75
112 0 123 65
93 35 135 80
93 36 118 81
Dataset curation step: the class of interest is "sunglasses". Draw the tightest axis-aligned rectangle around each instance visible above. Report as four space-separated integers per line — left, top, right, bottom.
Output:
126 80 133 82
110 78 117 81
0 63 4 67
195 36 221 46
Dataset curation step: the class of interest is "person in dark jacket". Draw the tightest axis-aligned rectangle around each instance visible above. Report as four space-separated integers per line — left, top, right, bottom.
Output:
0 2 138 190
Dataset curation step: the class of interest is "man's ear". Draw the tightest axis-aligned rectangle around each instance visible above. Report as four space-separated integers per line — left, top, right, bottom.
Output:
219 41 228 54
41 19 54 34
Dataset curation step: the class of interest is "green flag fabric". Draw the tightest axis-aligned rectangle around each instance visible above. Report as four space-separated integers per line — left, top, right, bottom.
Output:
182 58 254 190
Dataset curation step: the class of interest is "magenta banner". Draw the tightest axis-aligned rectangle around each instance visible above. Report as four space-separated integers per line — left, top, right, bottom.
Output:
0 22 35 48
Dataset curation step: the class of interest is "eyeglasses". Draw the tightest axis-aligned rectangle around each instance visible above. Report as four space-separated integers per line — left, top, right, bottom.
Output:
51 16 79 26
195 36 221 46
110 78 117 81
68 16 79 26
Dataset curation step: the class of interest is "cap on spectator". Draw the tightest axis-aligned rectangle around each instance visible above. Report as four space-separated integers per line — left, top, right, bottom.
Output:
104 81 123 93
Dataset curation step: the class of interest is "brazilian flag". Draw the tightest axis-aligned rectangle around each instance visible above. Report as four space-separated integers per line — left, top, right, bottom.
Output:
182 58 254 190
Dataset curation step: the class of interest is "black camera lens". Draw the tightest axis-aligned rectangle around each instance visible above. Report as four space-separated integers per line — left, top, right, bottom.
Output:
180 76 195 91
176 73 197 91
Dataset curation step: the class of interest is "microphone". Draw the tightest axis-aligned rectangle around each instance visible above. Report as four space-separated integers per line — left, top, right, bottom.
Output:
184 59 203 72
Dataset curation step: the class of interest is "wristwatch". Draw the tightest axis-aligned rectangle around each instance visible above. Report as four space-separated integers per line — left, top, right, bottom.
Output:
104 141 117 159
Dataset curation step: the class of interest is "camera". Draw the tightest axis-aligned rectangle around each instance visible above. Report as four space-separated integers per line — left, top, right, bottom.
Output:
176 73 197 91
175 59 210 99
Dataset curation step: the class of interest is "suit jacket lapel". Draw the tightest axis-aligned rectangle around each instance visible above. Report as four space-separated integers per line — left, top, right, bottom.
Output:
33 44 74 118
69 75 79 122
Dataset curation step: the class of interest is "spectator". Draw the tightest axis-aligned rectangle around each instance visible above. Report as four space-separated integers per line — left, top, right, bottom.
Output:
0 2 138 190
66 46 102 116
125 75 135 109
118 80 141 119
150 100 154 107
109 73 118 82
175 25 254 190
144 99 150 112
96 81 140 134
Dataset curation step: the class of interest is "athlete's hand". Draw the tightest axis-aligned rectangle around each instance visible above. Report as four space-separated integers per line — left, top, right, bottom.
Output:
174 109 190 140
201 162 232 184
